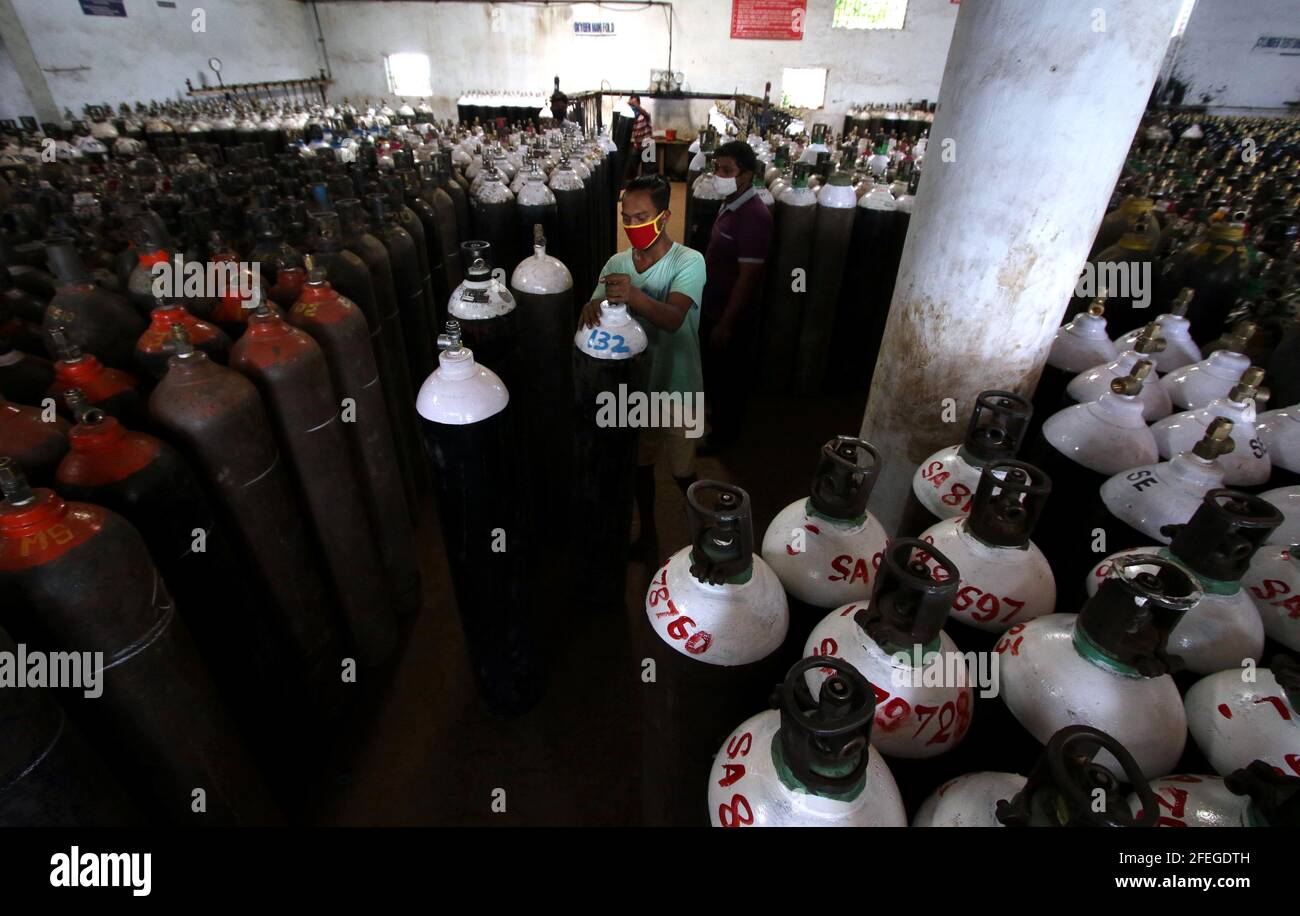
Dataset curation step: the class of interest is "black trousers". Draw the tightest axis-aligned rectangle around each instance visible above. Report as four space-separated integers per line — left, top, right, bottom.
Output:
698 309 758 447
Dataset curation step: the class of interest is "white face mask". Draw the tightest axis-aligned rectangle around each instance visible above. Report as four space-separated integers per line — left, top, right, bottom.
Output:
713 175 738 196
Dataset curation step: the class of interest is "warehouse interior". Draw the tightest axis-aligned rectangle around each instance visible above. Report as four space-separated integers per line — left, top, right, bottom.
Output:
1 0 1300 835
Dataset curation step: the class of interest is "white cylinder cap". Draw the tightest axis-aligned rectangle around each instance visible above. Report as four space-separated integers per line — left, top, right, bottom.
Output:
574 301 649 360
415 347 509 425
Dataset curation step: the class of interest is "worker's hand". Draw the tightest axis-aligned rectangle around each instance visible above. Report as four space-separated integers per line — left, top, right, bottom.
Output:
601 273 632 304
579 299 604 329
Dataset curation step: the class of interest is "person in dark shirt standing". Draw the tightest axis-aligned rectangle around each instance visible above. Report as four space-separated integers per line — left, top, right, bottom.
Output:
550 76 568 122
699 140 773 450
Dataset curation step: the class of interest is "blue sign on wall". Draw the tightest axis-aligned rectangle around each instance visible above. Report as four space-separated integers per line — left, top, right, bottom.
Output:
80 0 127 17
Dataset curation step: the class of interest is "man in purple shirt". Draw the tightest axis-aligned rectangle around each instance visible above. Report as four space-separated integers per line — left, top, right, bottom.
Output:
699 140 773 450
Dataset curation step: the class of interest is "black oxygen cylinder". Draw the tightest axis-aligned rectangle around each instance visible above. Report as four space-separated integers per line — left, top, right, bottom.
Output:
760 164 818 392
309 209 427 506
640 482 790 826
840 180 900 392
397 168 448 310
511 227 574 521
382 174 438 330
0 395 69 486
231 305 398 668
0 461 281 825
0 340 54 405
0 622 142 826
549 162 591 302
148 336 345 716
288 259 421 617
449 242 520 392
416 329 541 715
42 236 145 371
514 168 558 265
420 160 463 313
361 194 436 385
438 152 471 255
688 157 724 255
571 302 647 615
795 171 859 394
470 166 519 275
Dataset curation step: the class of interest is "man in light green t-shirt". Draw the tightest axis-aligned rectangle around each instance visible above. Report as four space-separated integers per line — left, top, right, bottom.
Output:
579 174 706 551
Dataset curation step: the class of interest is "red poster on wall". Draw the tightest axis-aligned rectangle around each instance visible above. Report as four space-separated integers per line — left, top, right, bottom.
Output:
731 0 807 41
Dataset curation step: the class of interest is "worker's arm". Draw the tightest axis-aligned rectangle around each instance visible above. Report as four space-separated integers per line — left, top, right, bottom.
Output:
615 274 693 332
710 261 764 347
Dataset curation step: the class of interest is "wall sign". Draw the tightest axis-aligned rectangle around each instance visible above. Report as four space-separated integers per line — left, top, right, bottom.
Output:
574 21 615 36
79 0 127 16
731 0 807 41
1253 36 1300 55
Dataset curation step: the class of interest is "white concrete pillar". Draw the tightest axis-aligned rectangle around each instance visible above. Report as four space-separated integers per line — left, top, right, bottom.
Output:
0 0 59 124
861 0 1181 532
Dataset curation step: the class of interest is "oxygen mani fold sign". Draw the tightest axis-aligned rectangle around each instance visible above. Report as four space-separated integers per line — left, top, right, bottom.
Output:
730 0 807 41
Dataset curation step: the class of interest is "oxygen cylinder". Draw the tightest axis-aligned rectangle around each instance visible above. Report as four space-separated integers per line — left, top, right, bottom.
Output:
1096 417 1235 553
448 243 519 389
571 301 647 614
1113 289 1200 373
470 167 518 276
998 553 1199 779
919 460 1055 647
148 330 343 709
415 326 540 714
908 390 1033 529
687 155 724 255
835 175 898 391
42 237 144 371
641 481 789 826
549 161 589 300
0 340 53 405
794 171 857 394
133 299 229 380
382 173 438 322
419 159 463 304
288 258 420 617
759 164 817 392
396 168 447 308
1245 544 1300 653
1151 368 1270 487
269 256 306 310
511 226 574 513
1160 324 1254 410
1029 362 1160 603
1184 656 1300 777
0 460 279 825
438 152 471 259
230 304 398 667
914 725 1157 827
1078 219 1160 337
1066 323 1173 422
803 537 969 760
357 194 435 385
761 437 888 655
308 209 425 506
1261 485 1300 546
707 656 905 827
0 620 143 826
0 394 69 486
1092 194 1161 258
1162 218 1251 343
1257 404 1300 488
46 329 143 427
1086 490 1279 676
514 168 557 264
1130 762 1300 827
124 213 173 315
1028 301 1118 444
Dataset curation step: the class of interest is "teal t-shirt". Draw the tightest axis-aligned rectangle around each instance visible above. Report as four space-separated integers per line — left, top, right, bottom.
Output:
590 243 706 398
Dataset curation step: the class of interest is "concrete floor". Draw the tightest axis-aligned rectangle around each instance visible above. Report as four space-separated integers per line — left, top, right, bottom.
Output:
308 183 868 824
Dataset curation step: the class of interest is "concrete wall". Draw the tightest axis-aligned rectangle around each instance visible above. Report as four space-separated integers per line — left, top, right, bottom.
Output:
1 0 322 114
314 0 960 132
0 32 35 120
1165 0 1300 109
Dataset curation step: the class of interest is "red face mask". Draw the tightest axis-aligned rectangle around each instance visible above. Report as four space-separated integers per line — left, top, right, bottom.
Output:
624 213 664 250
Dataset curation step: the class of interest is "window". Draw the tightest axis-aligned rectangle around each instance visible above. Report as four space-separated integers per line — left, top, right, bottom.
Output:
781 67 828 110
384 53 432 97
1171 0 1196 38
832 0 907 31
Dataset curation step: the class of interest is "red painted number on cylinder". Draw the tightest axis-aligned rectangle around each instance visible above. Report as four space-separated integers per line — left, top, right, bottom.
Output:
718 794 753 828
726 732 752 759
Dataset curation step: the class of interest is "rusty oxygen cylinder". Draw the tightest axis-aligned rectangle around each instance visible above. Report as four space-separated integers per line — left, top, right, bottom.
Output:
53 388 289 731
231 303 399 666
0 459 280 825
148 326 343 713
0 622 142 826
308 209 427 506
0 394 69 486
42 236 145 371
0 340 54 405
46 328 144 428
288 256 421 616
133 298 230 380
